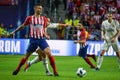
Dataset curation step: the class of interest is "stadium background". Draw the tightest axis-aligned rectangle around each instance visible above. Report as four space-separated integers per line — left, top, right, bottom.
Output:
0 0 120 56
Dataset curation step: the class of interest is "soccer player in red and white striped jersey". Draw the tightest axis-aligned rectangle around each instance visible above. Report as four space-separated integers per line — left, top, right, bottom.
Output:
74 23 96 68
9 3 59 76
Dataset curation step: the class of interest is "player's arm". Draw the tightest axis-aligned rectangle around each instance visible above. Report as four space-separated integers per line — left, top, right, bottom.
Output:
101 30 105 40
101 22 105 40
74 35 87 44
58 23 70 27
8 24 26 37
74 39 86 44
111 21 120 43
9 16 30 37
111 29 120 43
44 28 50 40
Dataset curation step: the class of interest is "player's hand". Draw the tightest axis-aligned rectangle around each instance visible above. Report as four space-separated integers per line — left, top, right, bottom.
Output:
74 40 78 44
45 34 50 40
111 37 115 43
102 36 105 41
64 24 70 27
7 32 14 38
73 34 77 37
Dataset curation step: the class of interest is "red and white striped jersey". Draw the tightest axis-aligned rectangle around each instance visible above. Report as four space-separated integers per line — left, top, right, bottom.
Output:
77 28 89 48
23 15 47 39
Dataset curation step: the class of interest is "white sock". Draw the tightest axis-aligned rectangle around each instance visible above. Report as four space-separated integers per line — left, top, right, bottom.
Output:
42 58 51 73
97 55 103 69
29 56 39 65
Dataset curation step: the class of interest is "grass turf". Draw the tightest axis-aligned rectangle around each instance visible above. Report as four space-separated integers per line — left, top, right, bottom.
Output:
0 55 120 80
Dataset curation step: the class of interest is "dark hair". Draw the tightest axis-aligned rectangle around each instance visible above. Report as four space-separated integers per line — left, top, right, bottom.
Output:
34 3 42 7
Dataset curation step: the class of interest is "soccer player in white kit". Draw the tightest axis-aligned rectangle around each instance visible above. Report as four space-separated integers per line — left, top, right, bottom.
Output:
96 12 120 70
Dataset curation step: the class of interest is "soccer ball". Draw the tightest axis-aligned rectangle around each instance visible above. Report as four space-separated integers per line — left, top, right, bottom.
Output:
76 68 86 77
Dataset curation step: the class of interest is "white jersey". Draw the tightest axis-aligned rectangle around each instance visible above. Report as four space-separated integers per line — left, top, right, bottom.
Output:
47 23 59 28
101 20 120 42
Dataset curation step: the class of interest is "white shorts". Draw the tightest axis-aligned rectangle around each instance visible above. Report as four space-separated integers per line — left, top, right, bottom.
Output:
102 40 120 52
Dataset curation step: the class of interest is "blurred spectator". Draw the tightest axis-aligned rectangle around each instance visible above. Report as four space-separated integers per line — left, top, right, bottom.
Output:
116 0 120 13
8 23 15 38
64 15 73 39
74 0 81 16
75 0 81 8
89 16 96 29
82 17 90 31
24 34 29 39
79 3 86 19
51 0 61 13
64 0 120 41
67 0 75 17
105 0 113 9
0 22 9 38
89 2 96 16
63 0 67 10
64 15 73 26
113 10 120 20
108 1 117 13
84 0 90 9
99 3 107 19
93 11 101 24
73 16 80 27
72 5 79 20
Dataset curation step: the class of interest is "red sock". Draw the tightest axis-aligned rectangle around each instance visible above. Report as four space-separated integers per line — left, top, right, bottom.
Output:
84 57 95 68
87 54 93 57
48 56 57 73
16 57 26 71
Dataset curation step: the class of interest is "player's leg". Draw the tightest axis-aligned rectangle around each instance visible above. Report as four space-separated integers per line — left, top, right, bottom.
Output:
24 55 39 72
79 46 95 68
84 57 95 68
112 42 120 69
12 52 32 75
116 52 120 69
87 54 96 62
24 47 52 75
24 47 42 71
12 40 38 75
43 47 59 76
37 48 53 76
39 39 59 76
42 57 53 76
96 42 109 70
96 50 105 70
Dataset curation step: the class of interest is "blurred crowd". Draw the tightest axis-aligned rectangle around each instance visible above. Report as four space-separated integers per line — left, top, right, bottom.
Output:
0 0 120 41
0 22 13 38
57 0 120 40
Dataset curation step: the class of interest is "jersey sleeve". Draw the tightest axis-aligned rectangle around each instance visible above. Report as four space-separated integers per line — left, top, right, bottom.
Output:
23 16 31 26
85 31 90 39
48 23 59 28
115 20 120 30
43 17 48 28
101 21 105 31
81 31 86 40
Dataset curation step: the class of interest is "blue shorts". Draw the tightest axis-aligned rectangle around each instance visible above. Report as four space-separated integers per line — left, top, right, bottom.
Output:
27 38 49 52
78 45 88 58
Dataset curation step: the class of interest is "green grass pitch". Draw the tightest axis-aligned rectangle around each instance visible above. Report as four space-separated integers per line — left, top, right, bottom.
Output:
0 55 120 80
